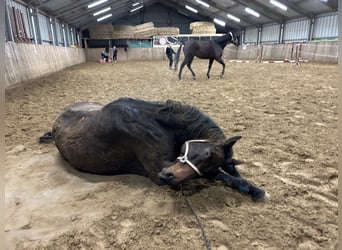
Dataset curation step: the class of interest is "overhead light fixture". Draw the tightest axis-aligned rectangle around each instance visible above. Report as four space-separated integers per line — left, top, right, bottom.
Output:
185 5 198 13
93 7 111 16
130 5 143 12
196 0 210 8
97 13 112 21
213 18 225 26
270 0 287 11
227 13 240 22
245 7 260 17
132 1 140 7
88 0 108 9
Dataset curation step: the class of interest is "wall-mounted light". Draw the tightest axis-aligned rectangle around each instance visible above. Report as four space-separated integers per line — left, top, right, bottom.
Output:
227 13 240 22
97 13 112 21
245 7 260 17
270 0 287 11
93 7 111 16
196 0 210 8
88 0 108 9
213 18 225 26
185 5 198 13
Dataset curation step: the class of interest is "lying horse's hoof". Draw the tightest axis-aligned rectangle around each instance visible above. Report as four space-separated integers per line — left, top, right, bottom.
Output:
252 189 270 203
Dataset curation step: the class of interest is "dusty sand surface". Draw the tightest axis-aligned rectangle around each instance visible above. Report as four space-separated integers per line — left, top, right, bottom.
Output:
5 60 337 250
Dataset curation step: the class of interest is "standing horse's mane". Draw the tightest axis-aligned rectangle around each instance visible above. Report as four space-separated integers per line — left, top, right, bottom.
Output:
213 33 232 48
157 99 226 142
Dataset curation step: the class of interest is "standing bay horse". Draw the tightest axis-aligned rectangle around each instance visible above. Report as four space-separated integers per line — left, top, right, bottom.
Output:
174 32 239 80
39 97 267 202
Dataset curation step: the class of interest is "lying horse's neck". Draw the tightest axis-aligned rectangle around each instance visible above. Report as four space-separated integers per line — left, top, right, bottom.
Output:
157 100 226 142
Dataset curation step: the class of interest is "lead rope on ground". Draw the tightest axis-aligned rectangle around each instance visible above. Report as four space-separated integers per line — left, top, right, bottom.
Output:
181 186 211 250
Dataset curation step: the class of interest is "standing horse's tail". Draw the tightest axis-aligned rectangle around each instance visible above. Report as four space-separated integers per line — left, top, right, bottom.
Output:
39 131 54 143
174 41 184 71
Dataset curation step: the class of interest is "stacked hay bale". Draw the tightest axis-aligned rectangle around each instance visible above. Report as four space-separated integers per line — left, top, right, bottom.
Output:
190 21 216 34
133 22 155 39
112 25 135 39
88 22 180 39
155 27 180 36
88 24 113 39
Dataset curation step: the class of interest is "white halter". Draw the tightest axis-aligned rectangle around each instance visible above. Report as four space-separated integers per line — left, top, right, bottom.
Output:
177 140 209 176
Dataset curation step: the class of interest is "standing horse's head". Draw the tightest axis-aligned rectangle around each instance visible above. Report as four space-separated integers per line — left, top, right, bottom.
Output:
158 136 241 186
229 32 239 46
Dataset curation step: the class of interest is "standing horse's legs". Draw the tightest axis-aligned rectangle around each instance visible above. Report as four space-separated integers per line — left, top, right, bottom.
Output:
207 59 214 79
214 172 267 202
178 60 187 80
216 57 226 78
186 57 196 79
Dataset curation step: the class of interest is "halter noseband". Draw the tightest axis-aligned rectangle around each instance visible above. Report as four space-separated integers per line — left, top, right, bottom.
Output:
177 140 209 177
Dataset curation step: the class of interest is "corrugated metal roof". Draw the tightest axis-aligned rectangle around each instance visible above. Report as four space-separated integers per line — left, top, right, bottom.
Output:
22 0 338 31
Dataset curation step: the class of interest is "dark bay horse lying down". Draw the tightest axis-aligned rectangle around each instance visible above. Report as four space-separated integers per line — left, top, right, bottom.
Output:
40 97 267 202
174 32 239 80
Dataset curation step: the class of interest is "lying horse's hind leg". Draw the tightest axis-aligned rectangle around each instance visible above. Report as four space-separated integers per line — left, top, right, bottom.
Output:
215 172 267 202
216 57 225 78
207 59 214 79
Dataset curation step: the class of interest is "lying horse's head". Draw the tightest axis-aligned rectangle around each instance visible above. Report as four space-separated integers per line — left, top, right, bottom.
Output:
158 136 241 186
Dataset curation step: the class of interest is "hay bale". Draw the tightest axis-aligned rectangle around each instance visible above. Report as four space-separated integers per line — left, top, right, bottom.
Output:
134 22 154 31
89 24 113 39
190 21 216 34
155 27 180 36
133 22 156 39
112 25 135 39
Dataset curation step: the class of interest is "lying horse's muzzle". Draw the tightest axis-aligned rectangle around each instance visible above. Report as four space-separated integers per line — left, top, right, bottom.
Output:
158 161 198 187
158 170 175 185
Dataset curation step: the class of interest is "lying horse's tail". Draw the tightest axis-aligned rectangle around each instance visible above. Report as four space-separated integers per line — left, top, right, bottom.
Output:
39 131 54 143
174 41 184 71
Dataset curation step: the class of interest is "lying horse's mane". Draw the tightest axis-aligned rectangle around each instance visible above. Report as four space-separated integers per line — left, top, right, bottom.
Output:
157 99 226 142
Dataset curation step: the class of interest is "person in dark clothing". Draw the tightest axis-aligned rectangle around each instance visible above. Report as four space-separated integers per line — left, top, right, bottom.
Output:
112 45 118 63
165 43 175 69
101 48 109 62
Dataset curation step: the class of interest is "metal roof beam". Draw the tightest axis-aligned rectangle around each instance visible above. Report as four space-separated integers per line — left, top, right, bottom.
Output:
204 0 255 27
233 0 286 23
320 0 338 11
269 0 311 18
60 1 130 24
168 0 245 29
54 0 103 17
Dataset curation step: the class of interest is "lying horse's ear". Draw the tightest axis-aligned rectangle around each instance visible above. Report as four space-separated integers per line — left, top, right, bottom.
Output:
222 136 241 158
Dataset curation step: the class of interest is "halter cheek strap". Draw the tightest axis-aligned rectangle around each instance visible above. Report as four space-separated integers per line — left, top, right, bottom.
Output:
177 140 209 177
229 32 235 42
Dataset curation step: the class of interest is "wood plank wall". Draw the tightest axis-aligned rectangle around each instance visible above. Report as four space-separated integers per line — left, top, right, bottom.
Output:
5 42 86 89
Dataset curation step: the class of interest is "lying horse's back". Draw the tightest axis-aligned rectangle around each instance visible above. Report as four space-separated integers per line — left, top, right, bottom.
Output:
52 99 141 175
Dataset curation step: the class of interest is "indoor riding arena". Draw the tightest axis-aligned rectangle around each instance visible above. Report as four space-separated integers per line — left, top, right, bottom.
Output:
5 0 338 250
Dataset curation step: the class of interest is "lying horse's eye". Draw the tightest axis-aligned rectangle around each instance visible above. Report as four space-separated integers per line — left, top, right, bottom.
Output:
205 150 212 159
